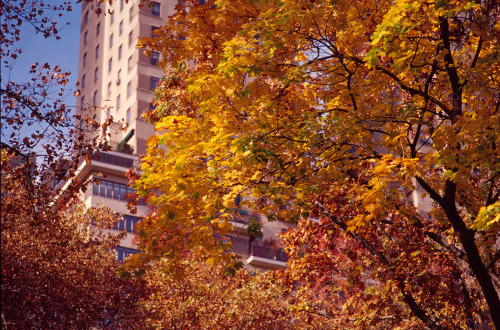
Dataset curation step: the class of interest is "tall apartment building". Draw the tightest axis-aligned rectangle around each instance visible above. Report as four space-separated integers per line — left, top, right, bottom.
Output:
73 0 292 270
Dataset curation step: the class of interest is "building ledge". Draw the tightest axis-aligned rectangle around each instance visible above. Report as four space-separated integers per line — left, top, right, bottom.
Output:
246 255 287 269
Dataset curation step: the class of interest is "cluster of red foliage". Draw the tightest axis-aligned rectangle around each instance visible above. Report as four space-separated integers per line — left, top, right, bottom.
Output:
1 1 146 328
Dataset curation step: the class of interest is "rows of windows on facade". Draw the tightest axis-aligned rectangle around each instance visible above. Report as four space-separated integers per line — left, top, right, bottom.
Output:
78 0 167 262
79 1 162 121
77 1 217 263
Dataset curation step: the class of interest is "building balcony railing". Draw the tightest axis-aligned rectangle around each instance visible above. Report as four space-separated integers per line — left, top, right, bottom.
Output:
247 244 288 269
251 244 288 262
108 140 134 155
92 152 135 168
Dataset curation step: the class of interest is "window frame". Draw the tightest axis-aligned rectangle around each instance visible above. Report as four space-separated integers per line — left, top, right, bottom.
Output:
152 2 160 16
150 77 159 91
151 51 160 66
93 180 145 203
128 56 133 71
151 26 158 37
128 31 133 47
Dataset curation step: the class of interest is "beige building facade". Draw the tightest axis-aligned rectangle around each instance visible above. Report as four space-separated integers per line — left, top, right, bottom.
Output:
75 0 293 269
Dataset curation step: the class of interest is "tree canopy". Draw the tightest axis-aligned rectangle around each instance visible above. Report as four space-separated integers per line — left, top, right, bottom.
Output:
1 152 146 328
1 1 145 327
135 0 500 327
140 254 334 329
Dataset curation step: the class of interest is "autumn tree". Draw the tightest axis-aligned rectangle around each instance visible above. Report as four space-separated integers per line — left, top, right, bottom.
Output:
1 1 146 328
280 180 495 328
1 152 146 328
135 0 500 328
0 0 120 197
138 252 332 329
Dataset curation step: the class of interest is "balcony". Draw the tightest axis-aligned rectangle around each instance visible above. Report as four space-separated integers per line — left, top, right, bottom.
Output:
92 152 135 168
108 140 134 155
246 244 288 269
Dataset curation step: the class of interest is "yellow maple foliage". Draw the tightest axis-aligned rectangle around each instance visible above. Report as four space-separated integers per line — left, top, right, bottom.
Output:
132 0 499 327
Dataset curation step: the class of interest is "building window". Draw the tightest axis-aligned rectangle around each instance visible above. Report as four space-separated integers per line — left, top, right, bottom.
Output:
127 81 131 97
93 180 145 203
150 77 159 91
83 52 87 66
126 108 131 124
128 56 133 71
129 7 134 21
84 10 89 24
115 246 139 262
107 108 111 118
149 102 156 111
113 215 141 233
151 26 158 37
117 95 121 110
93 91 98 105
152 2 160 16
110 34 113 48
120 0 125 11
117 69 122 83
128 31 133 47
96 22 100 36
107 82 112 97
84 31 88 44
118 45 122 59
82 74 86 88
94 67 99 81
151 51 159 66
110 11 114 24
81 96 85 109
108 58 113 72
95 44 100 58
119 20 123 35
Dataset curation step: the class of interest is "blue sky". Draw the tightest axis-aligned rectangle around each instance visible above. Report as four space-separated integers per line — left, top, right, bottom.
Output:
2 3 82 108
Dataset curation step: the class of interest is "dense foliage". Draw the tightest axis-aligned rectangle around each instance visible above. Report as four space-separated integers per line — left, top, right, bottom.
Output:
1 1 145 328
140 254 334 329
135 0 500 327
1 153 146 328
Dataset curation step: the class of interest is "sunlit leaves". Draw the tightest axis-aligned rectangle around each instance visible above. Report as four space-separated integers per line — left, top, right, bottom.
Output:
135 0 499 326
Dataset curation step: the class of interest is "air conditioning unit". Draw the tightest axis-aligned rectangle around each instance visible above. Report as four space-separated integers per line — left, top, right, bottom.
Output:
115 78 121 85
